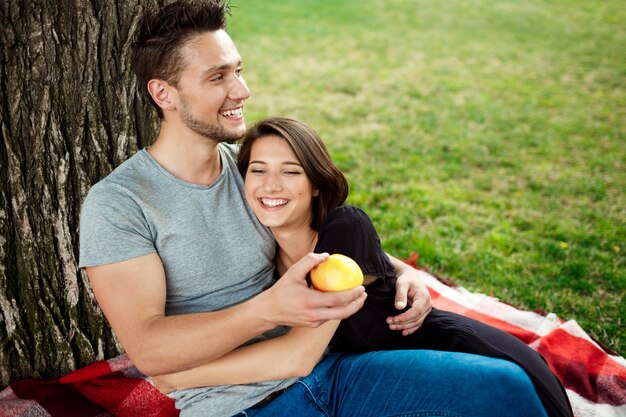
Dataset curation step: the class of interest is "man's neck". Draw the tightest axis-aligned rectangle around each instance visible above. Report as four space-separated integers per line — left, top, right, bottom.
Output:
147 121 224 186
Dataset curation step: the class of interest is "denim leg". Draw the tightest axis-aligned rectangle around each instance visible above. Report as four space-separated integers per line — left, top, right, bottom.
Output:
235 382 325 417
239 350 548 417
335 303 571 417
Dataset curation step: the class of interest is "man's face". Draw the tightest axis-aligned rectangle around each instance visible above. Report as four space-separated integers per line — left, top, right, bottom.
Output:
174 30 250 143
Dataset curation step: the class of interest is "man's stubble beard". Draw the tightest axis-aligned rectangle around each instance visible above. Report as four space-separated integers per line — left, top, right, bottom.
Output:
179 96 244 144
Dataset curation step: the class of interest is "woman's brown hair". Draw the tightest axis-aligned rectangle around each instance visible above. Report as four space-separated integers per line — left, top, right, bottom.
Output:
238 117 349 230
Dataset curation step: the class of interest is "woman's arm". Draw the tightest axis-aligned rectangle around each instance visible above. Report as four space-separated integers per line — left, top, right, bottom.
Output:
151 319 340 393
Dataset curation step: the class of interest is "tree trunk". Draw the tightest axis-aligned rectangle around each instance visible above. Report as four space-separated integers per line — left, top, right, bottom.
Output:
0 0 163 386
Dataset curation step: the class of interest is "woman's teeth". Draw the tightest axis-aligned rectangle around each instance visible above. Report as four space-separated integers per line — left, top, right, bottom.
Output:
261 198 288 207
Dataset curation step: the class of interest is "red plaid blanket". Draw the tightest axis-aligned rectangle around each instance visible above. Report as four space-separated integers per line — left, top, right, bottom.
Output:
418 268 626 417
0 355 178 417
2 265 625 417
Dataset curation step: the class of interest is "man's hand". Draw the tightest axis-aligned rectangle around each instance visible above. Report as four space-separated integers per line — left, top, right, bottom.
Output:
259 252 367 328
385 255 432 336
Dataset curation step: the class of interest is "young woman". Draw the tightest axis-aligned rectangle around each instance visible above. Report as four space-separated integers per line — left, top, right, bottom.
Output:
236 117 572 417
152 117 571 417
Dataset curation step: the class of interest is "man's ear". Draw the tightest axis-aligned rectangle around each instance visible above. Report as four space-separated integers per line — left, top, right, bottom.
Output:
147 79 177 112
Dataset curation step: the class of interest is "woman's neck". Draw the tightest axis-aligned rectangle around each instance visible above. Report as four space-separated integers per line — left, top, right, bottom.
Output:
273 226 318 275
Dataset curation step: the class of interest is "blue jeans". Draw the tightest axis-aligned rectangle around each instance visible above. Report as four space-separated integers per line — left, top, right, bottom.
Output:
234 350 548 417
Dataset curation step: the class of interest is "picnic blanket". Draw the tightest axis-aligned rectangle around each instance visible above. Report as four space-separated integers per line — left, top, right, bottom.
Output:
2 259 625 417
407 257 626 417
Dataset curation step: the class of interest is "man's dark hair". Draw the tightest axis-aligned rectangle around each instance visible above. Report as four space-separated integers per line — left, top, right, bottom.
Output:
131 0 231 118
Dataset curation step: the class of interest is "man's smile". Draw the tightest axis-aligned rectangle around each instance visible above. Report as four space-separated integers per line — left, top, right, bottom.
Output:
219 106 243 119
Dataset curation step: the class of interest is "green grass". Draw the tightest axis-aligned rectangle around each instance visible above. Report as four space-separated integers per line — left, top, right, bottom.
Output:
229 0 626 354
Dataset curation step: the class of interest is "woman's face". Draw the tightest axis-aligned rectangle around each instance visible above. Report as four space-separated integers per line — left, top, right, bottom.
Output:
244 134 319 232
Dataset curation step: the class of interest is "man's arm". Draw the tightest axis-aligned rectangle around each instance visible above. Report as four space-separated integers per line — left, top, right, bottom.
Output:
86 252 365 376
385 254 432 336
151 320 341 393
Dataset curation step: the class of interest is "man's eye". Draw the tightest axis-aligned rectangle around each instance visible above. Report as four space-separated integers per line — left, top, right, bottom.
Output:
210 74 224 82
236 68 244 76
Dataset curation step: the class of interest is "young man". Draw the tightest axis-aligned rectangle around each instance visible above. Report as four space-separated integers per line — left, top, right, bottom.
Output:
79 1 549 416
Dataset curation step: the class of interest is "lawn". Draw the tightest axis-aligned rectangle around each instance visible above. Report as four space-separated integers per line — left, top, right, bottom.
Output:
229 0 626 353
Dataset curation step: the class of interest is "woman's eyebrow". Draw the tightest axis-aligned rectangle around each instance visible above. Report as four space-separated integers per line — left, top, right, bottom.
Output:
249 160 302 166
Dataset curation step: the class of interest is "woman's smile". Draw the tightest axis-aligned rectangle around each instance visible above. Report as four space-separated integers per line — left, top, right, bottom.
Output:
259 198 289 208
244 135 317 231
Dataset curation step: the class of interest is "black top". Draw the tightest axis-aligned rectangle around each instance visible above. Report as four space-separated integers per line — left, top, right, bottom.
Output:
313 205 396 287
310 211 573 417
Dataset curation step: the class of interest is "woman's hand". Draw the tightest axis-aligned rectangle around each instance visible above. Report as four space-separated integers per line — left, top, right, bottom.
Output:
385 255 432 336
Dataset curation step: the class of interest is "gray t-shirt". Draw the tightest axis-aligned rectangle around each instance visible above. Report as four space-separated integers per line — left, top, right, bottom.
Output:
79 144 296 416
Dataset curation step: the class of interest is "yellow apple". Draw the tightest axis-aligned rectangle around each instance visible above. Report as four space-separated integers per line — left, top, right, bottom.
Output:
310 254 364 292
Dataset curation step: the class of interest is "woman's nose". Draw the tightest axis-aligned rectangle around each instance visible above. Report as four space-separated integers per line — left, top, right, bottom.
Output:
263 173 282 192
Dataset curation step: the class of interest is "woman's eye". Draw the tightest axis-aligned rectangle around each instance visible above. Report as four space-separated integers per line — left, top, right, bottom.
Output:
284 171 302 176
249 169 265 174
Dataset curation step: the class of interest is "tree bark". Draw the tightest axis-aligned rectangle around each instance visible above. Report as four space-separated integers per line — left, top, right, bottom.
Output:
0 0 163 386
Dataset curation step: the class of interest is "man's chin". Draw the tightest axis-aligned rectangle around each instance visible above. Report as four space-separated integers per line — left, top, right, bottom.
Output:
202 125 246 144
181 113 246 144
221 123 247 143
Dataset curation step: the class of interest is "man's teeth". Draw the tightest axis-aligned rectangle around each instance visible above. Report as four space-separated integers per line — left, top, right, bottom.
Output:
220 108 242 117
262 198 288 207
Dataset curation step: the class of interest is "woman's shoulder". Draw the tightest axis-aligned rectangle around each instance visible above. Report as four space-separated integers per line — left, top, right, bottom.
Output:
319 205 375 234
325 205 370 222
315 205 393 281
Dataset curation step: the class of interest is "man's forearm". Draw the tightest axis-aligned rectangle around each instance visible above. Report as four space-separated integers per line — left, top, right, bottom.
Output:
386 253 412 275
152 320 340 392
87 253 364 377
125 294 277 376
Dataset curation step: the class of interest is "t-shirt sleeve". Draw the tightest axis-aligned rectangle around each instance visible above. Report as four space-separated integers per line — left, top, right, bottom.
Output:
314 206 395 282
79 182 156 267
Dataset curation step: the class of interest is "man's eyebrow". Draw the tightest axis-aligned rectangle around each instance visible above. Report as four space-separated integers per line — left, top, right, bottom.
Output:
202 60 242 75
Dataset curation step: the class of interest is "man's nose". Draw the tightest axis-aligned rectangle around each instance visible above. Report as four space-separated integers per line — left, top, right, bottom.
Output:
229 75 250 101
